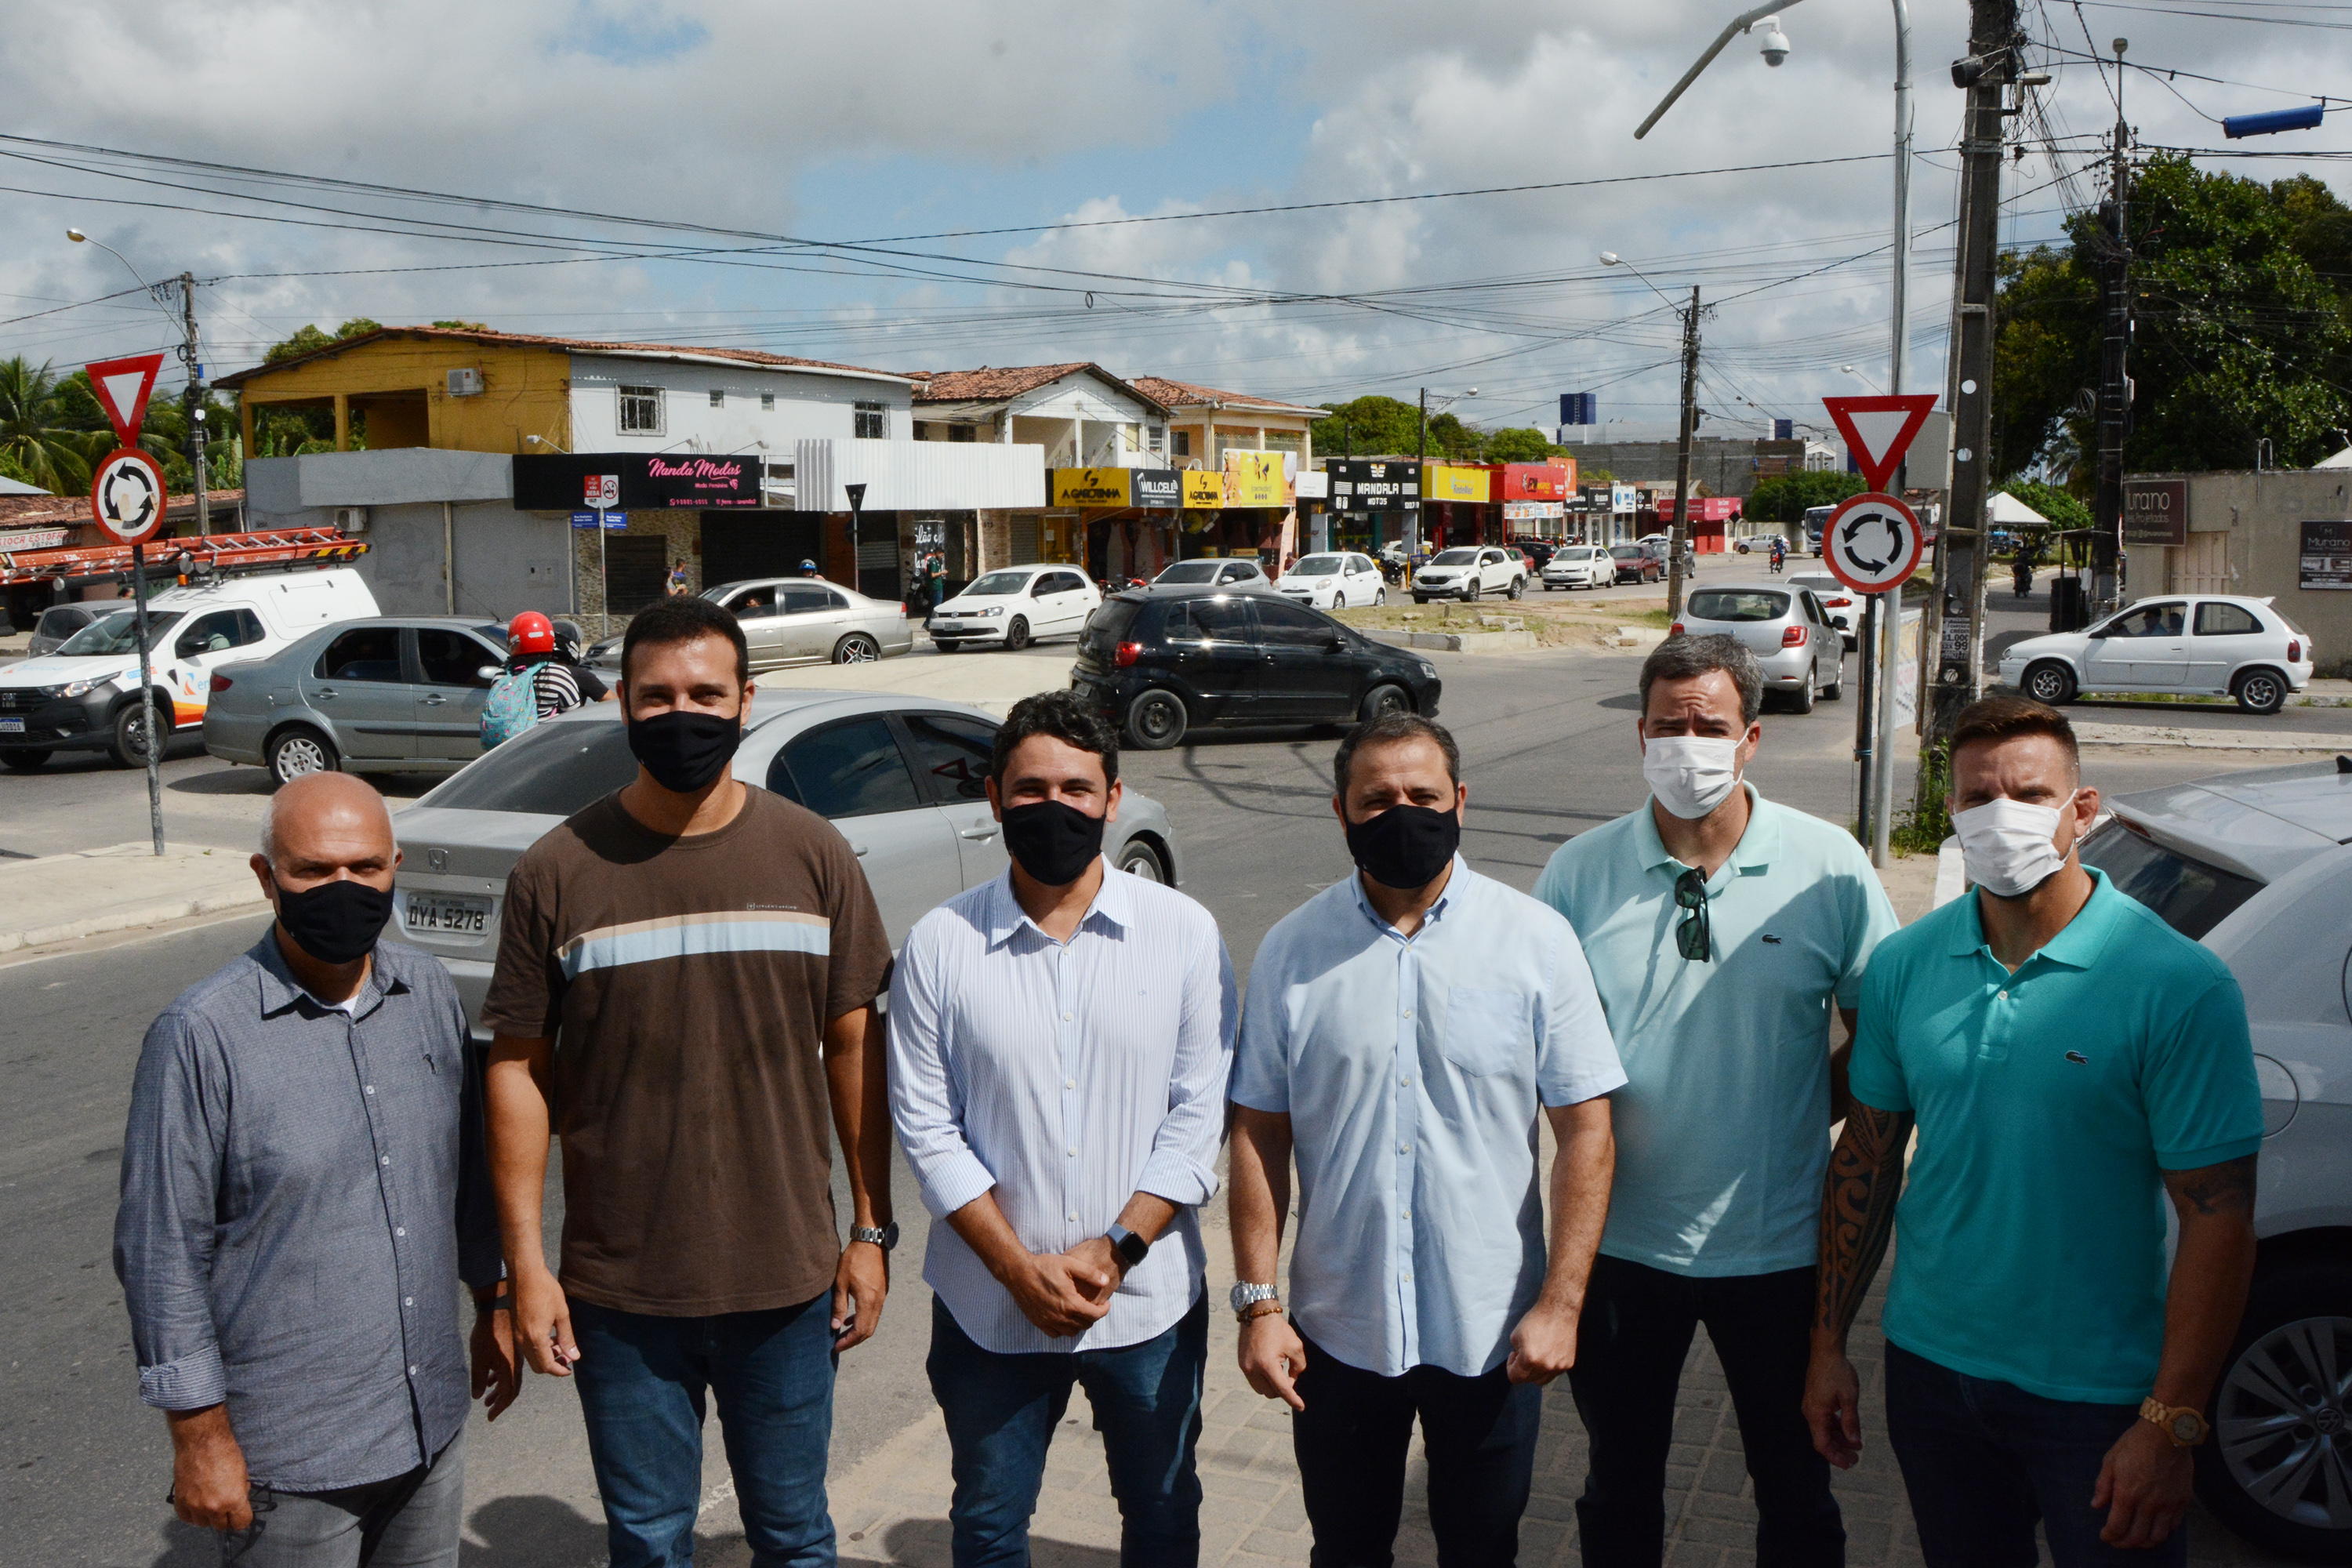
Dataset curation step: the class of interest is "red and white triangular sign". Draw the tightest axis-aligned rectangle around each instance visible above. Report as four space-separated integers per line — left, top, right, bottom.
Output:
84 353 167 447
1822 394 1938 492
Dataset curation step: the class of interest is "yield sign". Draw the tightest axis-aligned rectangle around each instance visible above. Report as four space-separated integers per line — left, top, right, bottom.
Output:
1822 394 1937 492
85 353 168 447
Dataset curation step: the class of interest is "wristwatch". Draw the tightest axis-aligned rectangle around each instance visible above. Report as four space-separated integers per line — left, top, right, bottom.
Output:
850 1222 899 1251
1230 1280 1280 1321
2140 1396 2211 1448
1106 1224 1151 1270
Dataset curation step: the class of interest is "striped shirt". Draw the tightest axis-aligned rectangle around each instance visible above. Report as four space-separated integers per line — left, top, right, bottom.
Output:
888 866 1237 1353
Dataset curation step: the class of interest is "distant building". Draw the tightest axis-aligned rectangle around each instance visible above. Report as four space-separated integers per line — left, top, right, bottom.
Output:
1555 437 1811 499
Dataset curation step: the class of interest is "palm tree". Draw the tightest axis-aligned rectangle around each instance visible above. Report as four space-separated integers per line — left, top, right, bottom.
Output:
0 357 98 492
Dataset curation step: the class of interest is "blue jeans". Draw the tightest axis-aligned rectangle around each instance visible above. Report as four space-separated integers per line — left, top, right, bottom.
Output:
1884 1341 2188 1568
926 1292 1207 1568
570 1293 838 1568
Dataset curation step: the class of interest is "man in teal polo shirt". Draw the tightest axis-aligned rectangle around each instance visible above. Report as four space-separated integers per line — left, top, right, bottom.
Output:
1806 695 2261 1566
1536 633 1897 1567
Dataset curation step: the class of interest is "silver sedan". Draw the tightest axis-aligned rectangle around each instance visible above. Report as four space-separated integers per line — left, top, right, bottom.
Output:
1671 581 1845 713
386 690 1184 1033
588 577 913 673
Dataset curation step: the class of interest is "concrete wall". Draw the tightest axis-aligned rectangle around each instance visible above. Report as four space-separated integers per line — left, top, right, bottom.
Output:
2135 470 2352 675
565 354 912 455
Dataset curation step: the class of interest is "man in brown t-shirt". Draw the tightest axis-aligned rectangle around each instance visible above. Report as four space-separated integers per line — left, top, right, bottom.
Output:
483 593 895 1568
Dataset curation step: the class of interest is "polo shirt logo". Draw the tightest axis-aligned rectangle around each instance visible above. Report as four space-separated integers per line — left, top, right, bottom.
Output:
2066 1050 2089 1065
1761 935 1783 945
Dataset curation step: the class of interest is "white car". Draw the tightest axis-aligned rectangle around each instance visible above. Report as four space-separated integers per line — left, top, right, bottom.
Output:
1787 572 1861 651
1276 552 1386 610
927 564 1102 652
1412 546 1526 603
1541 545 1613 591
2071 762 2352 1560
1145 558 1274 594
1998 594 2314 714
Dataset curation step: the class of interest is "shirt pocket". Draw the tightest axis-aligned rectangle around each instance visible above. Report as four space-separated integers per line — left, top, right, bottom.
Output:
1441 985 1535 1077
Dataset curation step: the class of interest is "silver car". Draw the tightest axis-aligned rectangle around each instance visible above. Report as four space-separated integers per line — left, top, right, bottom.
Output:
203 615 515 784
588 577 913 673
1671 581 1844 711
386 691 1184 1032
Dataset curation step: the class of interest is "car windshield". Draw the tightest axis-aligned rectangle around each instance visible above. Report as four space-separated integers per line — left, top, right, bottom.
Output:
963 570 1035 597
2078 820 2263 940
1430 549 1480 565
1289 555 1341 577
419 719 644 816
1609 546 1645 560
55 608 184 655
1154 561 1224 584
1083 600 1143 644
1686 590 1790 622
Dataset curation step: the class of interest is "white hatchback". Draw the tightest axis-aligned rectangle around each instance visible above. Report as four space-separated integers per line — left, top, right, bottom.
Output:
1276 552 1386 611
1541 545 1613 591
927 564 1102 652
1998 594 2315 714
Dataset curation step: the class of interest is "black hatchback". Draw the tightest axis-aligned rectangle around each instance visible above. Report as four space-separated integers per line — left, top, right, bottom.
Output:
1072 588 1442 750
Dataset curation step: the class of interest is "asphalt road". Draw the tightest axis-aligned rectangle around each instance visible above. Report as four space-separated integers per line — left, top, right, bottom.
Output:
2 619 2336 1565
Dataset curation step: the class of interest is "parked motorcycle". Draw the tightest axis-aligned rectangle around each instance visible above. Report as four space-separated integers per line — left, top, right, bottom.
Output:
2013 561 2034 598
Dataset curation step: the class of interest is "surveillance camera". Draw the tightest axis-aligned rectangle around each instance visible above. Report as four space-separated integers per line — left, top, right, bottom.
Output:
1757 18 1791 67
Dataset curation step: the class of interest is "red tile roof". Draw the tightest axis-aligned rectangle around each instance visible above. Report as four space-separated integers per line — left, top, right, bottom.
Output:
906 362 1170 413
215 326 909 390
1127 376 1323 416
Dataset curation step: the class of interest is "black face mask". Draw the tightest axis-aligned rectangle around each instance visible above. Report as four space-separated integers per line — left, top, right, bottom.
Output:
1001 799 1107 887
273 877 394 966
626 708 742 794
1345 803 1461 891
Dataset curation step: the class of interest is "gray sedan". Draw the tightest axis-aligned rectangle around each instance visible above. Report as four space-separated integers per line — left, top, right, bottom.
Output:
204 616 515 784
1671 581 1845 712
386 690 1183 1033
587 577 913 673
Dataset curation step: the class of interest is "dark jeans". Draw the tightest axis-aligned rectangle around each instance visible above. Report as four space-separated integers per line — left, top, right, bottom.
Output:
1566 1254 1843 1568
219 1432 465 1566
926 1292 1208 1568
1290 1327 1543 1568
1884 1342 2188 1568
570 1293 838 1568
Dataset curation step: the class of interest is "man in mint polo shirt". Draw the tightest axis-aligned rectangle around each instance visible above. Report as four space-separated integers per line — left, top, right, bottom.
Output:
1536 633 1897 1567
1806 695 2261 1566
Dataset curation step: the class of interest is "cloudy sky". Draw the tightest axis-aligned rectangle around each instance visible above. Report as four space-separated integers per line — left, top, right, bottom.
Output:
4 0 2347 440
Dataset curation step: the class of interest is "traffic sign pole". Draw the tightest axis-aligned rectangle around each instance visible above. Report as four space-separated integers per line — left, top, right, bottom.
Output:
89 442 172 857
1875 589 1900 866
131 542 165 857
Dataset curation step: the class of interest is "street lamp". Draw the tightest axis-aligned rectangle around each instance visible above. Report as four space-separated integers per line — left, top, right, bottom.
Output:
1839 365 1886 394
67 229 182 332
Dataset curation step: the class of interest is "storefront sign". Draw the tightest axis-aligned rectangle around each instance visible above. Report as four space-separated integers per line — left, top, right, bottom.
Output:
1423 464 1490 504
1501 462 1575 501
1502 501 1565 522
1327 459 1420 511
2121 478 2189 546
0 526 71 554
2302 520 2352 590
1657 496 1740 524
1225 452 1287 508
1133 469 1181 508
1611 482 1639 514
515 452 764 510
1048 467 1184 508
1181 470 1225 509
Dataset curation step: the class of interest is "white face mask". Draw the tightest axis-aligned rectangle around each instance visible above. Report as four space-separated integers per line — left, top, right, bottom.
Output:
1952 793 2077 898
1642 734 1744 820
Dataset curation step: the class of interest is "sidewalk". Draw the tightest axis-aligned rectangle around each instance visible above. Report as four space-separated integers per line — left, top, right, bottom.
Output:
0 840 263 955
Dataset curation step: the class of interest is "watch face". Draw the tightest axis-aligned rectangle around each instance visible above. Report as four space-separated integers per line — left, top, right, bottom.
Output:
2171 1414 2202 1443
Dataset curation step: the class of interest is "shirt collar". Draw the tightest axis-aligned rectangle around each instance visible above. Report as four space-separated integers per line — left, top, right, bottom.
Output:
1944 866 2119 968
983 861 1134 950
251 930 408 1021
1347 854 1472 939
1636 780 1779 876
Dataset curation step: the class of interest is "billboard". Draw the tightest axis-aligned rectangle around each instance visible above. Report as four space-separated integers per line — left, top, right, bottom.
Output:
515 452 763 510
2121 478 2189 547
1327 459 1420 511
1423 463 1491 503
1225 452 1287 508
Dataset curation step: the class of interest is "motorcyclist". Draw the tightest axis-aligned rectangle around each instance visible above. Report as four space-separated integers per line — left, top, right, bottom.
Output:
1769 537 1786 574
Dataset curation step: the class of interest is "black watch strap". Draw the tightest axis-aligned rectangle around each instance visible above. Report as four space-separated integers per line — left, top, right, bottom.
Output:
1107 1224 1150 1269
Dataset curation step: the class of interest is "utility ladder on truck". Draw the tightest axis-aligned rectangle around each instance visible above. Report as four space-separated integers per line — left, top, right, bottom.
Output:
0 527 369 588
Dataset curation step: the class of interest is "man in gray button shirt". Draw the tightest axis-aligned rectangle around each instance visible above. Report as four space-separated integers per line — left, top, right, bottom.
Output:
114 773 512 1566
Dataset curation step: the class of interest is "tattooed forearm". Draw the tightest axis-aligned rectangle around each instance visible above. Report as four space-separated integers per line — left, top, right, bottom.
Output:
1813 1102 1915 1343
2168 1153 2257 1219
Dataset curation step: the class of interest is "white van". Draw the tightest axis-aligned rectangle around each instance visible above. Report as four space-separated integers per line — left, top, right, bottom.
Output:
0 568 379 769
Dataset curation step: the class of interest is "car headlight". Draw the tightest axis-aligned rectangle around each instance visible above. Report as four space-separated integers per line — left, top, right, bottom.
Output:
45 679 99 699
977 605 1003 618
1417 661 1438 678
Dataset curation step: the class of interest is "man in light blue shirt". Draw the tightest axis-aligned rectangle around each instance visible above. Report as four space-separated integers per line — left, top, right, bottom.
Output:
1534 632 1896 1568
1229 713 1624 1568
890 692 1236 1568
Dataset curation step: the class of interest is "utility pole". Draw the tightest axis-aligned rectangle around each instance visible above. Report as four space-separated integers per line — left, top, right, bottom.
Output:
2091 39 2132 615
177 273 211 537
1666 286 1701 622
1920 0 2017 778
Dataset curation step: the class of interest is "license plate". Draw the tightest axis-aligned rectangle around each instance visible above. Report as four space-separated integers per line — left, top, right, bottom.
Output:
0 719 22 733
403 893 490 935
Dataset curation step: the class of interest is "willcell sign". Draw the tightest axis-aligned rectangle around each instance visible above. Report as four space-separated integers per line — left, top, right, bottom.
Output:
2122 479 2189 546
1327 459 1420 511
514 452 764 510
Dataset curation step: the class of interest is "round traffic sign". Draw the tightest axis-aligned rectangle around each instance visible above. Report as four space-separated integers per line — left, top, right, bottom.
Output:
89 448 169 546
1821 491 1923 595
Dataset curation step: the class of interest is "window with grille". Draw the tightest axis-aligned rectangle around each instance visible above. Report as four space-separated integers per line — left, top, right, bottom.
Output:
1265 430 1302 452
1149 423 1165 454
855 401 887 439
709 389 725 408
760 393 775 411
1171 430 1191 458
619 386 664 434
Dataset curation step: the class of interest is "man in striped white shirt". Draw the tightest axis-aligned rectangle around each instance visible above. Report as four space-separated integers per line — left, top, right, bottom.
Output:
889 691 1237 1568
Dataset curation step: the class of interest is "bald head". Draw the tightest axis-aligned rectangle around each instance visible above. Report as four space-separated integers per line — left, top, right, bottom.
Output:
254 773 399 892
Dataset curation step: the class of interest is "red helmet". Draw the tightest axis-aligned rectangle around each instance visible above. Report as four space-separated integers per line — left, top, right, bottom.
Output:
509 611 556 654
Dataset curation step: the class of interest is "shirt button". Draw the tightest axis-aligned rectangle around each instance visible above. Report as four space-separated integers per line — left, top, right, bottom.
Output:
1067 1148 1078 1157
379 1156 390 1166
1065 1079 1076 1090
1402 1207 1412 1219
1401 1272 1412 1283
1402 1009 1413 1019
403 1297 413 1307
408 1365 419 1377
364 1085 374 1095
394 1227 405 1237
1998 989 2009 1000
1400 1076 1411 1087
1068 1212 1079 1222
1399 1143 1410 1154
1062 1012 1073 1022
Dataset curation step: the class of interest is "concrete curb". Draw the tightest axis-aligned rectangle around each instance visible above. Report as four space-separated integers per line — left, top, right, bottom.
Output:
1615 625 1668 650
2073 721 2352 753
1366 628 1537 654
0 842 267 955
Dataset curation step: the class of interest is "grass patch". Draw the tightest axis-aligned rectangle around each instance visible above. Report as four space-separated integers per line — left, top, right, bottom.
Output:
1888 740 1953 856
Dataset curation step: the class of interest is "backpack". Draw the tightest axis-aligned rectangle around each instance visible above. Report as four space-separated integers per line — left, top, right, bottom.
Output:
480 666 541 749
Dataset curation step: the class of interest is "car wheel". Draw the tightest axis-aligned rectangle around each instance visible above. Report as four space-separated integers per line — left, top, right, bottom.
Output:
2023 660 2077 706
1374 588 1387 607
831 633 881 664
1507 577 1525 601
1004 616 1030 652
1115 838 1168 884
1124 689 1188 750
267 726 339 785
108 699 168 768
935 639 959 653
1788 663 1817 714
1823 657 1844 700
2234 667 2288 715
2194 1256 2352 1560
0 750 52 772
1360 683 1411 723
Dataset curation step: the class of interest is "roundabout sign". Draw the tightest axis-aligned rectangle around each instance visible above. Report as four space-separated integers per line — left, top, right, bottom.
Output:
1821 491 1923 596
89 447 169 547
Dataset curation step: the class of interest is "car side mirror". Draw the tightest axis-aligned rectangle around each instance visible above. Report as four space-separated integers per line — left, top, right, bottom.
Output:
2086 626 2107 639
1831 615 1849 630
477 664 502 681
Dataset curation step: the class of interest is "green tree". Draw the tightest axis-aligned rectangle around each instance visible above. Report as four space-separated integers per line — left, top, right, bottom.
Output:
1311 395 1422 456
1993 477 2092 532
1483 426 1556 463
1581 466 1614 488
1747 470 1864 524
430 319 491 332
263 318 385 365
0 357 100 492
